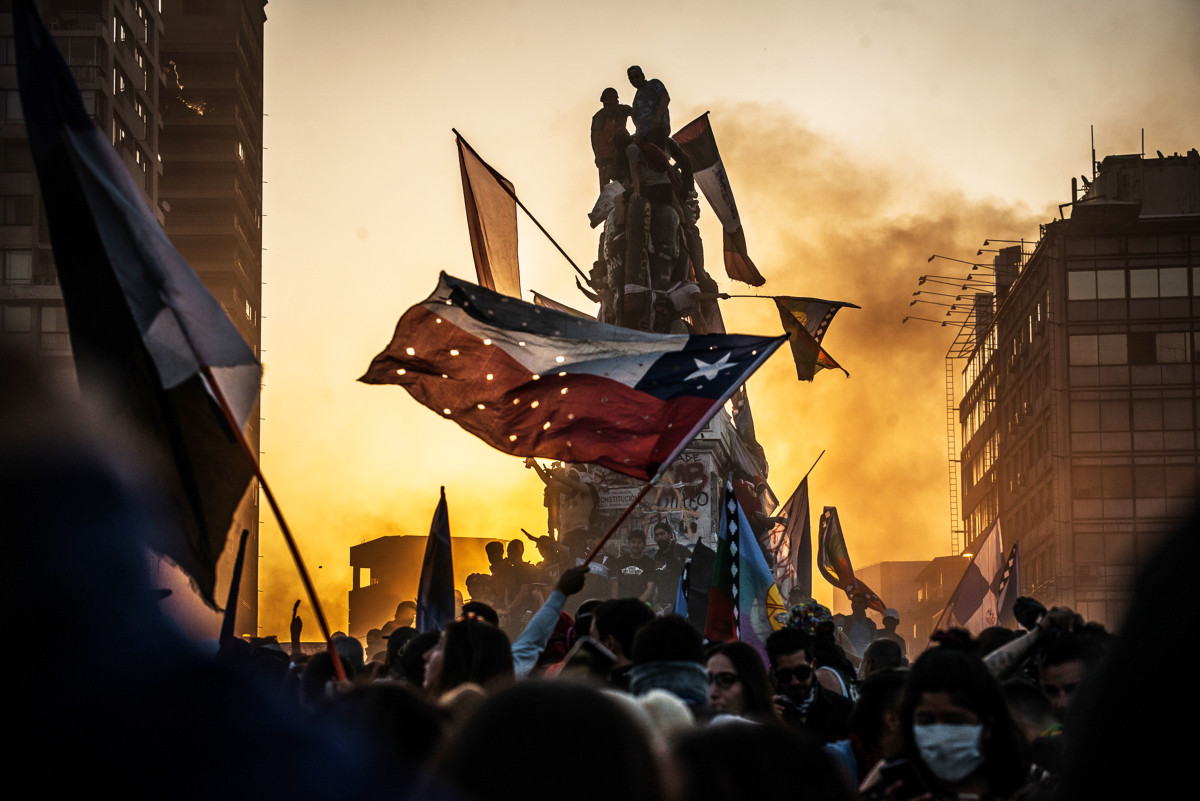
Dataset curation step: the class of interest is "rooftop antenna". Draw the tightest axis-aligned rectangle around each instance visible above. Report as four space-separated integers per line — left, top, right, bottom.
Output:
1091 125 1096 179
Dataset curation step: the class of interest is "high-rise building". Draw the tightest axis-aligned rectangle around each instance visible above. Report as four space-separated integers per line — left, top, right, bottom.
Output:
159 0 266 637
0 0 266 637
949 149 1200 628
1 0 164 388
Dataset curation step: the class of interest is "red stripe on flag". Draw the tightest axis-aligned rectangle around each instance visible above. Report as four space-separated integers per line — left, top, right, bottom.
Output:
378 305 715 480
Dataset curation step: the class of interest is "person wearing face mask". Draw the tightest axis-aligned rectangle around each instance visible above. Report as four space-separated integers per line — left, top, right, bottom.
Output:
863 647 1028 800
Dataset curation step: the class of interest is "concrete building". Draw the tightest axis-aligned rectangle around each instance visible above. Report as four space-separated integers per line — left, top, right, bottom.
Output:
159 0 266 637
0 1 266 637
948 149 1200 628
348 535 493 638
1 0 164 387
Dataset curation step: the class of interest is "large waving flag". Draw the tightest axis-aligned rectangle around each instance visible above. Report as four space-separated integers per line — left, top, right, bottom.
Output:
360 273 785 481
775 297 859 381
705 480 786 657
673 113 765 287
14 0 260 608
942 519 1005 635
457 134 521 299
764 476 812 599
817 506 886 614
416 487 455 632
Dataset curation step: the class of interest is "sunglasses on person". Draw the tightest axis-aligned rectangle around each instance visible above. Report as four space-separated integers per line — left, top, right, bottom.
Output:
707 671 740 689
774 664 814 684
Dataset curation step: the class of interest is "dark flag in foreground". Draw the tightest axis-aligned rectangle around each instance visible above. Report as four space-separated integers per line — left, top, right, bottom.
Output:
775 296 858 381
943 519 1005 635
673 113 765 287
457 134 521 299
416 487 455 633
13 0 260 608
817 506 887 614
360 273 785 481
765 476 812 599
675 539 716 624
705 480 785 658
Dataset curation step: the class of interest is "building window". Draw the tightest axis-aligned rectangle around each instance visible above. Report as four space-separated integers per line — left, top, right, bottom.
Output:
1068 271 1096 300
1096 270 1125 298
2 90 23 122
2 304 33 333
1156 332 1189 363
3 251 32 285
0 196 33 226
1098 334 1127 364
1 142 32 172
1070 335 1098 365
40 305 70 352
1069 334 1128 365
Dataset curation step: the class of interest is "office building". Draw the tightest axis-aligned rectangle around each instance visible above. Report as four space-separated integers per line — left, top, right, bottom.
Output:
949 149 1200 627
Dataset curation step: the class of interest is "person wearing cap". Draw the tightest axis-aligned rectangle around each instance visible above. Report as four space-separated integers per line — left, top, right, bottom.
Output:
876 607 907 660
590 87 632 190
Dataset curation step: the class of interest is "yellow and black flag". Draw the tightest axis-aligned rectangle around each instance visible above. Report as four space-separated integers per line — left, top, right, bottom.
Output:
774 296 858 381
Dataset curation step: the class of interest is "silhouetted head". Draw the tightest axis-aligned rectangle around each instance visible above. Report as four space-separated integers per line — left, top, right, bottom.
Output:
861 638 905 677
627 65 645 88
592 598 655 664
423 616 513 699
600 87 618 105
431 681 660 801
460 600 500 627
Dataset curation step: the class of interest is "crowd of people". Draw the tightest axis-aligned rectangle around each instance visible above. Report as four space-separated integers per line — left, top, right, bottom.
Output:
256 537 1129 801
6 334 1191 800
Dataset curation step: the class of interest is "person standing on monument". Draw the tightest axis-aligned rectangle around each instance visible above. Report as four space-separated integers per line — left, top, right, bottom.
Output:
627 65 670 147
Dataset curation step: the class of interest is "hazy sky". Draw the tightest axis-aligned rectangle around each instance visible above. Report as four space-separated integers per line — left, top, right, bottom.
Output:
248 0 1200 638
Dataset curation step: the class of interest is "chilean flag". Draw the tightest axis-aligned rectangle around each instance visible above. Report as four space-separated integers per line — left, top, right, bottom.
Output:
360 273 785 481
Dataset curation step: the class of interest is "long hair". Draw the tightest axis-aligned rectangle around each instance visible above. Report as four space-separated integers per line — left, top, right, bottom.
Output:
899 647 1028 796
705 641 779 722
427 617 513 698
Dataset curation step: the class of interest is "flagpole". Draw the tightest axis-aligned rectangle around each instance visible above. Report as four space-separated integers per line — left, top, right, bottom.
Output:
453 129 589 283
196 363 347 683
718 293 862 309
931 521 994 633
580 347 785 566
801 450 826 483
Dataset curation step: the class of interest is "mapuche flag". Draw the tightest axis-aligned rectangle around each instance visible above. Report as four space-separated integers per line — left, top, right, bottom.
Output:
457 134 521 299
13 0 260 608
673 113 765 287
360 273 784 481
817 506 886 614
775 296 859 381
416 487 455 633
705 480 787 659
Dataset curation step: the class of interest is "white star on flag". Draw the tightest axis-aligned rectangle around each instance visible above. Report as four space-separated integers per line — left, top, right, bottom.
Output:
687 352 735 382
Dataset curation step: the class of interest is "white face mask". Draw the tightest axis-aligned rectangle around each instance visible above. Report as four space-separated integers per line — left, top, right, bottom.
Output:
913 723 985 783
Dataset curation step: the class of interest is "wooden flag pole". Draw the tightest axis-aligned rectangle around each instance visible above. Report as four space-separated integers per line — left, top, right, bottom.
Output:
580 479 657 568
197 364 346 682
